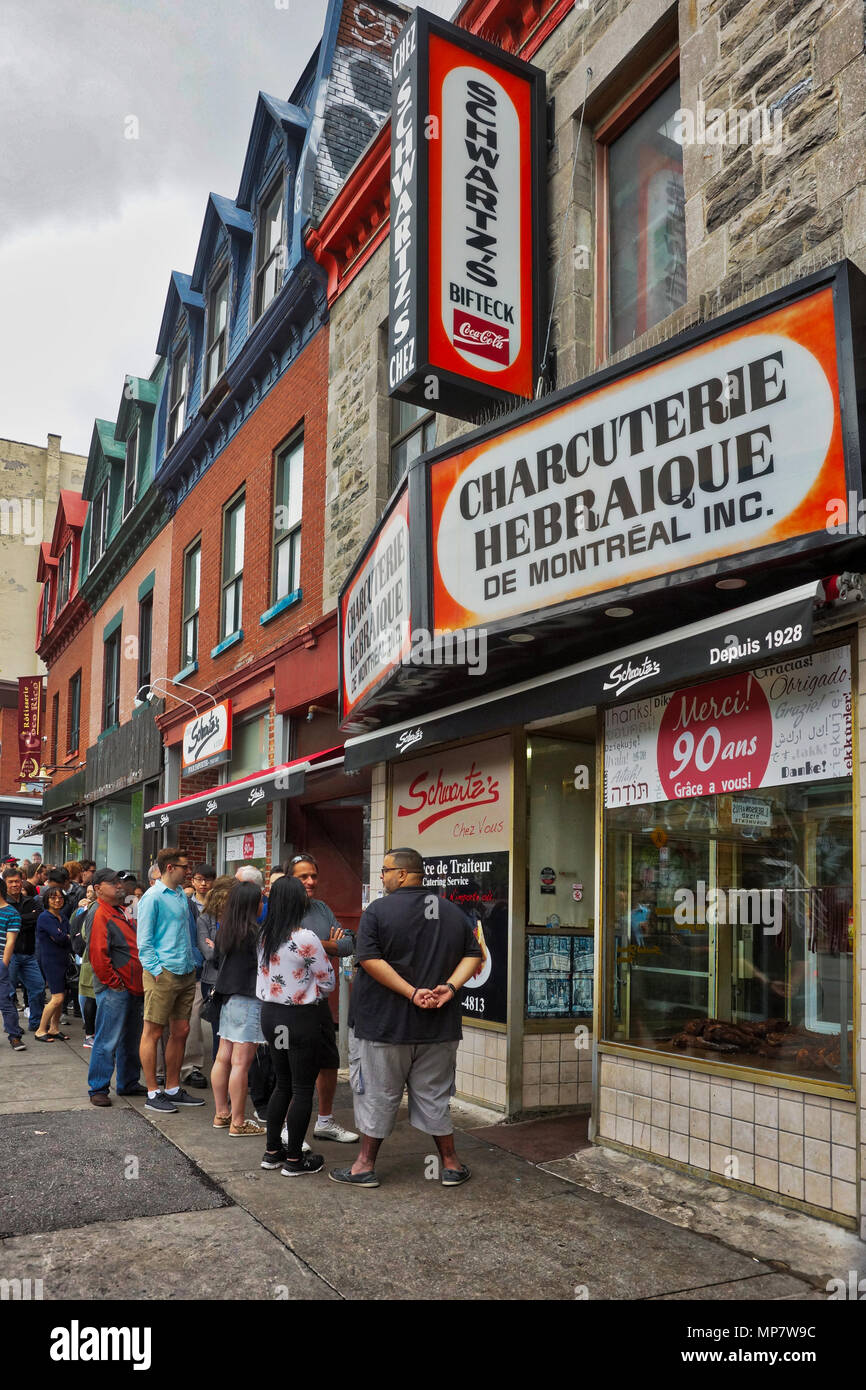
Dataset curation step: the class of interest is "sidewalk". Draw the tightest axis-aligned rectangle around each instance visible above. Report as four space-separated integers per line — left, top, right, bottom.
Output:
0 1013 860 1301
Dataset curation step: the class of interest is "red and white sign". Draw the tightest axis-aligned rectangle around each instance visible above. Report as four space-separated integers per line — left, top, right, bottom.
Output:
182 699 232 776
451 310 510 365
391 734 512 851
340 491 410 719
428 31 535 398
242 833 255 859
605 646 852 807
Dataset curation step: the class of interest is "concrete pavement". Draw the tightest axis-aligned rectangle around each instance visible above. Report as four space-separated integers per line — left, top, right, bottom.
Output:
0 1010 860 1302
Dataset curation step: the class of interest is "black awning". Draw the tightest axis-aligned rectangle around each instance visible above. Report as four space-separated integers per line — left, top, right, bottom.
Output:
344 583 821 769
143 748 344 833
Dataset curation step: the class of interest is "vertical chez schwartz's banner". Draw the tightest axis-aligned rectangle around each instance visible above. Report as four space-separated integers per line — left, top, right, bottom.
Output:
429 267 864 635
390 734 511 1024
387 7 546 421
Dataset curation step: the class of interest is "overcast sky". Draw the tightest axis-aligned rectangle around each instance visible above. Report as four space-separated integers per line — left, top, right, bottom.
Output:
0 0 453 458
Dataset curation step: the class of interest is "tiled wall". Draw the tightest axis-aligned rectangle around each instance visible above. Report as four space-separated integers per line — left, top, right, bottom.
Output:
522 1032 594 1112
456 1028 507 1109
598 1055 858 1220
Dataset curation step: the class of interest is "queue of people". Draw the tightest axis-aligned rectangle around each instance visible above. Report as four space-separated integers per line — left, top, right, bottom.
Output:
0 842 482 1188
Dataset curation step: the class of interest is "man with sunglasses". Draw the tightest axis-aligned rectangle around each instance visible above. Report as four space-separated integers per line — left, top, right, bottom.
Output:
136 846 205 1114
330 846 482 1189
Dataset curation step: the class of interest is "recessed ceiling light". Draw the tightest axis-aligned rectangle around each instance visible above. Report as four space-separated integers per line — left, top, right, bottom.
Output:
716 578 747 590
507 632 535 643
605 606 633 618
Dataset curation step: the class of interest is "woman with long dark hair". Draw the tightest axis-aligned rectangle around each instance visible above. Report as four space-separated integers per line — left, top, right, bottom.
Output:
257 874 334 1175
197 874 234 1062
210 880 266 1136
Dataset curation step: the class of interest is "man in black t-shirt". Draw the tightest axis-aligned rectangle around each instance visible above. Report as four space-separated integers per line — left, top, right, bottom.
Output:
330 847 481 1191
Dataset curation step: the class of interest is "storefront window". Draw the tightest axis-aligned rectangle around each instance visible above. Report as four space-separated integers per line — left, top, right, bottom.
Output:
603 647 854 1084
526 733 596 1020
230 713 269 780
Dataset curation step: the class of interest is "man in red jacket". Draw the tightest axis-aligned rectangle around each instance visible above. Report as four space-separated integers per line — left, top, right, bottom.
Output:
87 870 146 1108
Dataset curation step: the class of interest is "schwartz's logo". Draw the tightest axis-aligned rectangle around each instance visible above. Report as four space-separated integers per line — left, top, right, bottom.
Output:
248 786 265 806
396 727 423 753
603 657 661 697
397 760 500 833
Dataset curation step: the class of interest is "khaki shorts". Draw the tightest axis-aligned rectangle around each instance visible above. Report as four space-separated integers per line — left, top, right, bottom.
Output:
142 968 196 1027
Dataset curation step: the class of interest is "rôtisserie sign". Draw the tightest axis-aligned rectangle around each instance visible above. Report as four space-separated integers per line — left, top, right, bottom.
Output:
387 7 545 420
430 279 857 633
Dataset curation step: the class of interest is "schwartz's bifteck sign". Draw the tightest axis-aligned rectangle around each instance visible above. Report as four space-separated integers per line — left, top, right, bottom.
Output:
387 7 546 420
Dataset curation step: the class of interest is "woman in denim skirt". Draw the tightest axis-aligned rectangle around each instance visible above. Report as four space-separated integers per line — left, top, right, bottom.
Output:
210 881 266 1137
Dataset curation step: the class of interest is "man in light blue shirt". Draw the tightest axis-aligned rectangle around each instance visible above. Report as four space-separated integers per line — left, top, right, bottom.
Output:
137 847 204 1114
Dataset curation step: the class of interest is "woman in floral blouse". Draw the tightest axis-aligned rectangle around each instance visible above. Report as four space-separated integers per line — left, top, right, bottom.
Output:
257 875 334 1175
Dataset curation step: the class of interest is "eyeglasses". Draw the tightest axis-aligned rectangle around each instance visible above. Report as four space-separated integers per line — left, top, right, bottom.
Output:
380 865 400 877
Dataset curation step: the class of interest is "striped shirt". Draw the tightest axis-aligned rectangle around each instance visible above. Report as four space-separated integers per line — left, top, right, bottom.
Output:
0 904 21 953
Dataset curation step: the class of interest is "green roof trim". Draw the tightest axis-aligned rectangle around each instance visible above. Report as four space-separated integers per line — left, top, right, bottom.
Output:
116 376 160 441
102 607 123 642
138 570 156 602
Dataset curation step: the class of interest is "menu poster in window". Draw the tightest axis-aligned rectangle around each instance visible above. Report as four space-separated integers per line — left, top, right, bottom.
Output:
392 736 512 1024
422 850 509 1025
604 646 852 808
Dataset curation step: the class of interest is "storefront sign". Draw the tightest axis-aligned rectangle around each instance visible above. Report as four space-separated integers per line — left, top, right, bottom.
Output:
392 735 511 1023
17 677 43 781
604 645 852 808
391 734 511 849
387 8 545 420
430 282 852 632
340 490 410 719
182 699 232 776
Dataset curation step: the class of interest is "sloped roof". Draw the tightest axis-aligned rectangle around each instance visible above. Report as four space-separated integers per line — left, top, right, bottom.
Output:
237 92 308 210
115 375 160 440
82 418 124 500
49 491 88 555
190 193 254 292
156 271 205 357
37 542 57 583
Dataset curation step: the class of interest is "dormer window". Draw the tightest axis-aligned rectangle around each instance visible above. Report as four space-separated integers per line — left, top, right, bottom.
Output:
57 544 72 611
254 177 284 320
205 272 229 394
123 427 139 518
90 484 109 569
167 341 189 449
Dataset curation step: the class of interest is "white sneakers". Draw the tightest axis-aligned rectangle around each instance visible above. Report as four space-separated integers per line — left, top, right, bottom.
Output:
313 1118 360 1143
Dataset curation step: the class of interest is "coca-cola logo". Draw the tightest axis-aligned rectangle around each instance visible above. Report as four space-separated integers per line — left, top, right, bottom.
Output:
451 309 510 365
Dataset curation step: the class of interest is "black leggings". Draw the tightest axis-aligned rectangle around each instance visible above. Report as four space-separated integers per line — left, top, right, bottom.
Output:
81 996 97 1036
260 1002 323 1158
